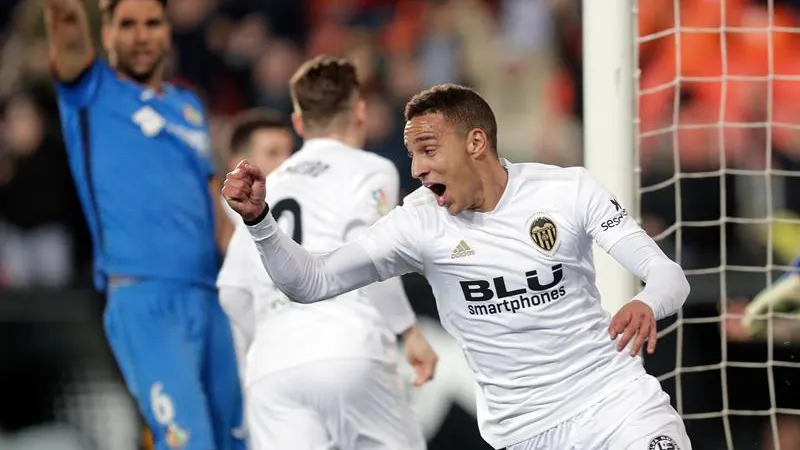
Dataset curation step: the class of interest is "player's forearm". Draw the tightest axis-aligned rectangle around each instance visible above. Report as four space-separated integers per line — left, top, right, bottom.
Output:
42 0 94 81
247 210 383 304
400 322 423 343
210 178 233 253
360 276 417 335
219 287 255 344
608 231 690 320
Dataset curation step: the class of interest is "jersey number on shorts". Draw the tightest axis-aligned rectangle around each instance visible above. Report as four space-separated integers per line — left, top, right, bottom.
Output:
272 198 303 244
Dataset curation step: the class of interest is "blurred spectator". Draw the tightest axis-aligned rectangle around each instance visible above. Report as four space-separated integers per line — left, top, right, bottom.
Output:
0 80 89 289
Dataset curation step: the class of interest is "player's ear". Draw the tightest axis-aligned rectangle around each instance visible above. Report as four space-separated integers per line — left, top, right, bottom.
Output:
101 24 113 58
466 128 488 159
163 22 173 51
291 112 304 139
354 98 367 126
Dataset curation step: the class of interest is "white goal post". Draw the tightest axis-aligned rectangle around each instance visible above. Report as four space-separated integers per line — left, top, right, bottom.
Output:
582 0 638 315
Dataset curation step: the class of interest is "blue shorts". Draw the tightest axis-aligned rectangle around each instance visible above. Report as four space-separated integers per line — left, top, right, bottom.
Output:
103 279 245 450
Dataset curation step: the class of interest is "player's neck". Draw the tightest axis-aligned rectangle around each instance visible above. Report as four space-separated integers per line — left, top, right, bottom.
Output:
303 130 364 150
142 72 165 93
115 65 165 93
472 159 509 213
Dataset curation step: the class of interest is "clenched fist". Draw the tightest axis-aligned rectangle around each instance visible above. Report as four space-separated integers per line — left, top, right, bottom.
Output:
222 160 267 222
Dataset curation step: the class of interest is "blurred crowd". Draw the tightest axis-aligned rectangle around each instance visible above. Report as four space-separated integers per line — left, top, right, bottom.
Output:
0 0 798 288
0 0 582 289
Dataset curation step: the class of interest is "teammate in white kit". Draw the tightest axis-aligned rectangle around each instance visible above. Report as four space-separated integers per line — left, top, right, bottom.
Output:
217 109 294 422
218 56 437 450
223 84 693 450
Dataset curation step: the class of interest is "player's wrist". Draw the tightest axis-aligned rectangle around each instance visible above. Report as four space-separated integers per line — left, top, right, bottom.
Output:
400 323 421 341
243 203 269 226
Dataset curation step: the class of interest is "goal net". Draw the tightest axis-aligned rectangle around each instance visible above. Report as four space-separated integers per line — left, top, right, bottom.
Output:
631 0 800 448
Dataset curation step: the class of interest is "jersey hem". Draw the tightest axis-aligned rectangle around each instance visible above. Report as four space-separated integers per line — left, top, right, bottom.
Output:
245 355 399 388
484 369 646 449
103 270 218 291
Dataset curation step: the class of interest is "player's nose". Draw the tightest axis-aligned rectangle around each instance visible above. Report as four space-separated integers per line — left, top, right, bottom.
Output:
411 156 428 181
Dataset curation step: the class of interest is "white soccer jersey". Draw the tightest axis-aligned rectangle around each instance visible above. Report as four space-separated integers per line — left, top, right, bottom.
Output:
352 161 649 448
221 138 415 385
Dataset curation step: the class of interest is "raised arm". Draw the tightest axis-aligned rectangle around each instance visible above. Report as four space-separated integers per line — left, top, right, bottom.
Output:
42 0 95 82
223 160 423 303
245 213 383 303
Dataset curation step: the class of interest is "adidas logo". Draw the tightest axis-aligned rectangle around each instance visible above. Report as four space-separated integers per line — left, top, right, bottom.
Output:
451 240 476 259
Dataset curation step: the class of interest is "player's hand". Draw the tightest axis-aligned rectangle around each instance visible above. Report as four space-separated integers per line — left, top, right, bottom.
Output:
222 159 267 222
608 300 658 356
402 325 438 386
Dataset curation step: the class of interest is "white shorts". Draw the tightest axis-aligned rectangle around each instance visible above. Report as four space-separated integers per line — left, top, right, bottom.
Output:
246 359 426 450
509 374 691 450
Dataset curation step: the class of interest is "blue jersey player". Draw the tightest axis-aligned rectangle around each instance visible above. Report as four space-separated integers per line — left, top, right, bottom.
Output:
43 0 243 448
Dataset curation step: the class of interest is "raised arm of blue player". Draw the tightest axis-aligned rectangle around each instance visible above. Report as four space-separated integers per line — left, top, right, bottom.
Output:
42 0 95 82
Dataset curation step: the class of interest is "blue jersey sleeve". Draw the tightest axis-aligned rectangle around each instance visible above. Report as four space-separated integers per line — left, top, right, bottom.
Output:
54 58 114 107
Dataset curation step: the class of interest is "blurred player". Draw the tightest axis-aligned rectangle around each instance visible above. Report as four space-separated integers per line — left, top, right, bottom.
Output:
218 110 294 248
743 256 800 338
217 56 435 450
223 84 693 450
215 110 294 443
43 0 243 448
741 256 800 450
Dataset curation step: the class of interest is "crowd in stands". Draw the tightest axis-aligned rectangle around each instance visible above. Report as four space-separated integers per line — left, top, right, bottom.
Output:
0 0 798 289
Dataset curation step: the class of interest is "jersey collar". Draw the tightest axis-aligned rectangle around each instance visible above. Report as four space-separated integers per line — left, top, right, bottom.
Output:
300 138 359 154
460 158 516 220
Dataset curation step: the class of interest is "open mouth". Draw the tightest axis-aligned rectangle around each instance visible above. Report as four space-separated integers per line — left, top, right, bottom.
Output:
427 183 447 197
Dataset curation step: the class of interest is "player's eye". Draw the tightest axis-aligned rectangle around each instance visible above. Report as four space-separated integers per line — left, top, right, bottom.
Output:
424 148 436 156
119 19 135 28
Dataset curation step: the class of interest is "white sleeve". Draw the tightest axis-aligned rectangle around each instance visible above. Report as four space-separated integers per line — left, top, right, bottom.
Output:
247 201 424 304
218 286 256 346
217 222 253 290
574 167 641 252
607 231 690 320
343 164 416 335
573 168 689 319
217 224 257 345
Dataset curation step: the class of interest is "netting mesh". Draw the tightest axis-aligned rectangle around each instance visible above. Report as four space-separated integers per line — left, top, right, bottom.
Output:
634 0 800 448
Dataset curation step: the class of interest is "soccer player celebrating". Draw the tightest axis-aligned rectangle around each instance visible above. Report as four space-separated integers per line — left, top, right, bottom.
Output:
44 0 243 448
224 83 693 450
218 56 436 450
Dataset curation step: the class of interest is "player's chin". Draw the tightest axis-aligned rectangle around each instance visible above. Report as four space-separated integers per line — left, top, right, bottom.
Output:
444 201 463 216
119 58 161 82
120 66 157 84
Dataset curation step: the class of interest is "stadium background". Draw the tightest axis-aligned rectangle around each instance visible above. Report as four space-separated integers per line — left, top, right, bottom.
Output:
0 0 798 449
